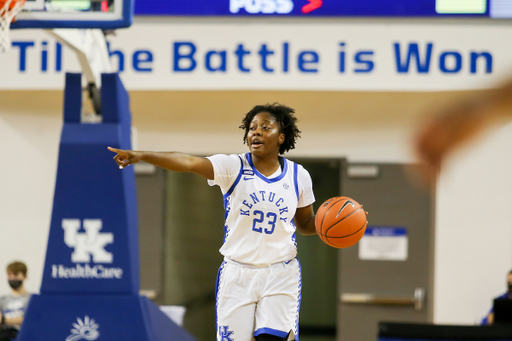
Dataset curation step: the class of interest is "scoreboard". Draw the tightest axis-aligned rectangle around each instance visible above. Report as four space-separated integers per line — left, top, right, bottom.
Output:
134 0 512 18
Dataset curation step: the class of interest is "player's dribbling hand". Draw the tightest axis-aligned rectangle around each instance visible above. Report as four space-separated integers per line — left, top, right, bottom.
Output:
107 146 143 169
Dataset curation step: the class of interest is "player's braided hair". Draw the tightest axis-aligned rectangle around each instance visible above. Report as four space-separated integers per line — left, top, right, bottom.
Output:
240 103 301 155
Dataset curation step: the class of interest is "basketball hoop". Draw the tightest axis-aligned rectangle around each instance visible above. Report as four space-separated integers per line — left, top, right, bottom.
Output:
0 0 25 52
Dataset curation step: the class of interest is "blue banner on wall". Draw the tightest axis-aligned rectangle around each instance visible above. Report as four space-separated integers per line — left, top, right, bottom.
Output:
134 0 489 17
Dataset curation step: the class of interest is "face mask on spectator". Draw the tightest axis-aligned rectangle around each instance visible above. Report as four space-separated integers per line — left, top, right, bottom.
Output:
8 280 22 290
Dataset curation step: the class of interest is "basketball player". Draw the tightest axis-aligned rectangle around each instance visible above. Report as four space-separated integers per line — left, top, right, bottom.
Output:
108 103 316 341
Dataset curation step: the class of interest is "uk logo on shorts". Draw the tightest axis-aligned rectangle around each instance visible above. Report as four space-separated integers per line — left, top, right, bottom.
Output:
219 326 234 341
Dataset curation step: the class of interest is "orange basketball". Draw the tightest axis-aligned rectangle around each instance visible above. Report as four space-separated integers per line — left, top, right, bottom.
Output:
315 196 367 248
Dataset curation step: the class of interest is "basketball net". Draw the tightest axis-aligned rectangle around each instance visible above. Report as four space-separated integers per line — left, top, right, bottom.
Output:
0 0 25 52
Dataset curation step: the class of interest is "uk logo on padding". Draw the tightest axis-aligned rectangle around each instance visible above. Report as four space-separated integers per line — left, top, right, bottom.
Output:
65 316 100 341
62 219 113 263
219 326 234 341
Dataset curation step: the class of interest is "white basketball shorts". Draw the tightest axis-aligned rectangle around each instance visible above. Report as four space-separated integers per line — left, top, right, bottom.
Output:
215 258 302 341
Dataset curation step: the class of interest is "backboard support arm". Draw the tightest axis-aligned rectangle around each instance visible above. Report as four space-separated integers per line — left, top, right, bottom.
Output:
46 29 112 115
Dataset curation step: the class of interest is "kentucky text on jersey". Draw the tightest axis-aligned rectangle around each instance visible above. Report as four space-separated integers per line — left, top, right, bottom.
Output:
207 153 315 264
240 191 289 223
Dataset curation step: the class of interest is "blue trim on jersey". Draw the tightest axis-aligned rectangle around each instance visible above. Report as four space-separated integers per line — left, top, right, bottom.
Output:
224 156 244 199
223 225 229 244
222 156 244 243
293 162 299 201
222 156 244 236
223 198 229 222
215 261 227 338
254 327 289 338
295 258 302 341
246 153 288 183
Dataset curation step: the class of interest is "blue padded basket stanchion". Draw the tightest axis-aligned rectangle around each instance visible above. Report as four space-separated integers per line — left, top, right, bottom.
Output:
17 73 194 341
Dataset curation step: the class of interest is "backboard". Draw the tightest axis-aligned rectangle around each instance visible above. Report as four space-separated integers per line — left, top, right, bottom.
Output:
11 0 132 29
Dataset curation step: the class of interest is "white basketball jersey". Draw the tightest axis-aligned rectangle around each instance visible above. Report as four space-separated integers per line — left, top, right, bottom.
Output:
207 153 315 265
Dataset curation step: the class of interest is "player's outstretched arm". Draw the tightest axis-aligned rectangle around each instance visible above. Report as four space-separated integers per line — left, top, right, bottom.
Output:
107 147 214 180
294 205 317 235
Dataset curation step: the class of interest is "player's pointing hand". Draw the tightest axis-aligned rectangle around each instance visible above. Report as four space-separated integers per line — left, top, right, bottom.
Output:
108 146 143 169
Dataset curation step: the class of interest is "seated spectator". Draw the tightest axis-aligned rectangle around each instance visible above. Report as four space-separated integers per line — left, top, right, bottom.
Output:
482 269 512 325
0 261 31 341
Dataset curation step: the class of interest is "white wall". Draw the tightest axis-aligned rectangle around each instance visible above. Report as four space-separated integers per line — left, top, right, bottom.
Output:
434 121 512 324
0 107 60 295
